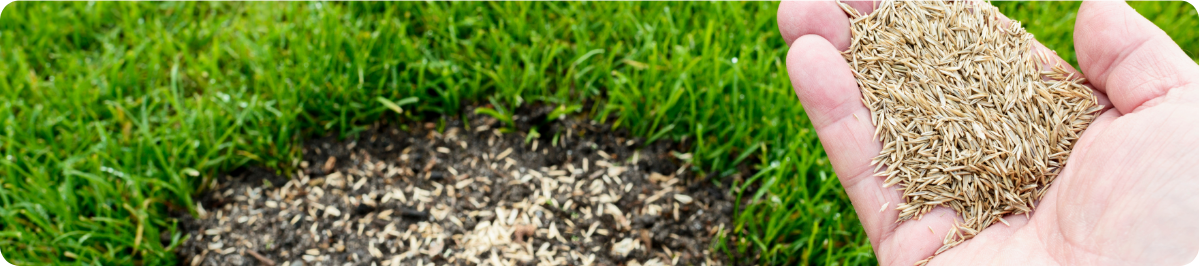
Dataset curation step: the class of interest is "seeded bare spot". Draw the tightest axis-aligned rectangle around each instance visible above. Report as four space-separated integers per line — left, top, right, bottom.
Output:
180 109 738 266
840 0 1100 258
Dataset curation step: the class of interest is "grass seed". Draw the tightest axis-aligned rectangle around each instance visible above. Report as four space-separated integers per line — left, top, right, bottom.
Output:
840 0 1100 257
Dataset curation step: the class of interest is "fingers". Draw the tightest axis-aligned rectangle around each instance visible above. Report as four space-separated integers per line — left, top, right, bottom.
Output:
777 1 852 48
777 0 879 48
787 25 971 266
786 34 899 250
786 37 868 132
1075 1 1199 114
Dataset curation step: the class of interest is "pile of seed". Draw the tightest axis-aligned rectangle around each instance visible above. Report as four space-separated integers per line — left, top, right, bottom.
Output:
178 112 733 266
838 0 1101 258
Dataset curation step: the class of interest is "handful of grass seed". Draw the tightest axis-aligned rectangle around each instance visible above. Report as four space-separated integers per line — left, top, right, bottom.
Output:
839 0 1101 256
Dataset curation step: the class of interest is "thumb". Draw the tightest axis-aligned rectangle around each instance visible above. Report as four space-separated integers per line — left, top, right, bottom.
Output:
1074 1 1199 114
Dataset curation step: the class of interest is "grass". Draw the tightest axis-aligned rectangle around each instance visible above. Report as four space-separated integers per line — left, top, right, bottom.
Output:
995 1 1200 64
0 1 1194 265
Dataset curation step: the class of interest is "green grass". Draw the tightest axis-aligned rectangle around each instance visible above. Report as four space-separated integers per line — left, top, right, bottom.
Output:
0 1 1194 265
995 1 1200 64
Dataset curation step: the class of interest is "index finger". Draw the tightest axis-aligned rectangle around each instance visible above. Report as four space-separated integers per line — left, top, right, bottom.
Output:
777 1 878 48
787 31 958 266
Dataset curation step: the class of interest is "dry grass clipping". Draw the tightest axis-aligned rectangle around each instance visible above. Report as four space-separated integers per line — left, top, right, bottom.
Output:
839 0 1102 260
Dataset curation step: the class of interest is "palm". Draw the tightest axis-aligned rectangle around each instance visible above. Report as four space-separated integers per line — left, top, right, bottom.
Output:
778 1 1198 265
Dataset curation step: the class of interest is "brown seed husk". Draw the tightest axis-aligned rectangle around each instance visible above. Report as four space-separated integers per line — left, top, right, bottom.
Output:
839 0 1101 260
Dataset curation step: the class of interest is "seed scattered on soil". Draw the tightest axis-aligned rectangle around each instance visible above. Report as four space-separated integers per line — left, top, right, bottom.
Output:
840 0 1101 262
177 105 741 266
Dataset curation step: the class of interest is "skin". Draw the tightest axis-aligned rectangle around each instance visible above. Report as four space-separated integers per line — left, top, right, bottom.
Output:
778 1 1199 265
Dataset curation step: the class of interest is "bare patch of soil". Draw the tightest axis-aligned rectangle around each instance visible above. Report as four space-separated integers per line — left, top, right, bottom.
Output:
175 105 744 266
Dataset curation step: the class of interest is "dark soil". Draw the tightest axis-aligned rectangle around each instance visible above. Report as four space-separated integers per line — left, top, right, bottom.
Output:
176 105 747 266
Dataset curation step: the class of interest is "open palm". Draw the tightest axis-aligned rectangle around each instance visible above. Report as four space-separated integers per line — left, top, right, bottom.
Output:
778 1 1198 265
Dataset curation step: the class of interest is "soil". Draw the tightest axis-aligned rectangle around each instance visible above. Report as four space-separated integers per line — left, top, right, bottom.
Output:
175 105 747 266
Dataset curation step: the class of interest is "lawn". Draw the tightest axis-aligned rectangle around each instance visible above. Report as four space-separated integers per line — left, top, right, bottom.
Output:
0 1 1195 265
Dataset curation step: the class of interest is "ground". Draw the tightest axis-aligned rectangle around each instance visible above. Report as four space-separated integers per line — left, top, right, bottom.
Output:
177 105 744 265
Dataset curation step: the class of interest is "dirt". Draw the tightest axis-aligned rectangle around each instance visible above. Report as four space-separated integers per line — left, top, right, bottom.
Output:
175 105 747 266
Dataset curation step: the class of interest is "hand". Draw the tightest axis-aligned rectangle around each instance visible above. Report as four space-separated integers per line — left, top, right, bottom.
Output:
778 1 1198 265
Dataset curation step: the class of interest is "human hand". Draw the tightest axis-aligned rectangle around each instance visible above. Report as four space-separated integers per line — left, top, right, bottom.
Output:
778 1 1198 265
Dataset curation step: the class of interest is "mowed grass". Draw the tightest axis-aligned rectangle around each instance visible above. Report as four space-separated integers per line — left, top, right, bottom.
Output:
0 2 1194 265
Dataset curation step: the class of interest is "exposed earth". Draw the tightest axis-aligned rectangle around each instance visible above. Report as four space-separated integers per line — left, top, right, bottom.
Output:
175 105 747 266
